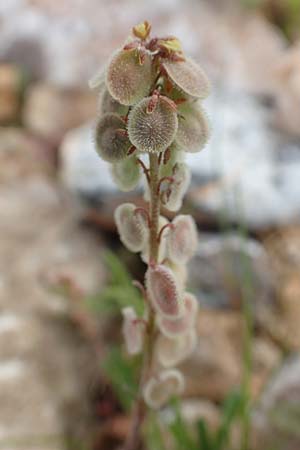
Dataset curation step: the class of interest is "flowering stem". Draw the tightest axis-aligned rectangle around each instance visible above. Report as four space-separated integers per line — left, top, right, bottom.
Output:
123 152 160 450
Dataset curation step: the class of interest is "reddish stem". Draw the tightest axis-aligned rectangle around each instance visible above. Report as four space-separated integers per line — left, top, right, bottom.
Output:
136 158 150 185
157 176 174 195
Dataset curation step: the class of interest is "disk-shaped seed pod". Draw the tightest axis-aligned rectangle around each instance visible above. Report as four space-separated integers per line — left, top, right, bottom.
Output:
167 215 198 264
157 292 198 338
176 103 210 153
159 143 184 179
145 264 183 319
161 162 191 212
156 328 197 368
114 203 149 252
94 113 131 162
122 306 144 355
127 96 178 153
141 216 169 264
162 57 210 99
106 49 153 106
164 260 188 290
143 369 185 409
98 87 129 116
111 156 141 192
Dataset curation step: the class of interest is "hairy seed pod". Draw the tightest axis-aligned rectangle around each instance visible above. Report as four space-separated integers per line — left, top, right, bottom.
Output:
106 49 153 106
156 328 197 368
161 162 191 212
159 143 185 178
111 156 141 192
145 264 183 318
157 292 198 338
164 260 188 290
94 113 131 162
167 215 198 264
127 96 178 153
141 216 169 264
122 306 144 355
176 103 210 152
143 369 185 409
114 203 148 252
98 88 129 116
162 58 210 99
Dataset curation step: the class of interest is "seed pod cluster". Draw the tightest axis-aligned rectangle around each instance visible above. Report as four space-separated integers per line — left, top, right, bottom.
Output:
90 21 211 412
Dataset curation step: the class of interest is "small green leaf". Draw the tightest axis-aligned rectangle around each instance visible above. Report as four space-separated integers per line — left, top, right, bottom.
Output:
85 250 144 316
214 390 243 449
197 419 213 450
102 346 141 411
168 398 196 450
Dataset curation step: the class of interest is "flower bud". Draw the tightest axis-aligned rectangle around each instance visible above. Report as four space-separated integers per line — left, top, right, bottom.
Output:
176 103 210 153
143 369 185 409
127 96 178 153
161 162 191 212
114 203 148 252
122 306 144 355
106 49 153 105
141 216 168 264
162 57 210 99
98 88 129 116
111 156 141 192
156 328 197 368
94 113 131 162
145 264 183 318
157 292 198 338
167 215 198 264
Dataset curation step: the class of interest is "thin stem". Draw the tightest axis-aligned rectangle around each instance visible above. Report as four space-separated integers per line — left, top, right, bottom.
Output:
123 152 161 450
136 158 150 185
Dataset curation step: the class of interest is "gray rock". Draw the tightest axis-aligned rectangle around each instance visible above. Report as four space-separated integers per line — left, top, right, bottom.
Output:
24 83 97 144
253 356 300 450
0 129 105 449
187 90 300 230
188 232 275 315
59 123 118 199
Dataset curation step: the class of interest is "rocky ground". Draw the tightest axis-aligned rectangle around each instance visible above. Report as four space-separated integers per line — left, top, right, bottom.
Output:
0 0 300 449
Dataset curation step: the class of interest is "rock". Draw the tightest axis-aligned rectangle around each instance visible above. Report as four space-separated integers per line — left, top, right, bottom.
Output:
0 127 53 181
59 123 118 198
273 43 300 137
177 399 220 428
24 83 97 145
186 90 300 230
181 310 281 402
0 129 106 448
253 356 300 450
188 232 275 315
0 64 22 124
262 227 300 350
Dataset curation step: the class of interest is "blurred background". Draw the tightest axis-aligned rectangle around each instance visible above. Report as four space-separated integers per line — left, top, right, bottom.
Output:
1 0 300 449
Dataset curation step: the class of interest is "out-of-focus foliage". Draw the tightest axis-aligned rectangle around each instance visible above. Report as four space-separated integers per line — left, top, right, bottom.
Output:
85 250 144 316
102 346 141 411
241 0 300 40
168 393 244 450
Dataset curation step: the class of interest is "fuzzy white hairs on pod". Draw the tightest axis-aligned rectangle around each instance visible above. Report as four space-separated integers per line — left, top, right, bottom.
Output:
122 306 144 355
145 264 184 319
143 369 185 409
114 203 149 253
